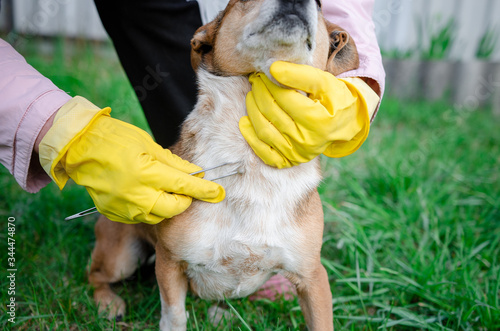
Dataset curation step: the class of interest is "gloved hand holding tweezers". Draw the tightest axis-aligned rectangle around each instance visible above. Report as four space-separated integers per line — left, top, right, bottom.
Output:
39 96 225 225
65 162 241 221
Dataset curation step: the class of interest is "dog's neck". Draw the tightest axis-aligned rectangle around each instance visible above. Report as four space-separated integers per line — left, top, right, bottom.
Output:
196 69 251 123
178 69 321 216
181 69 254 167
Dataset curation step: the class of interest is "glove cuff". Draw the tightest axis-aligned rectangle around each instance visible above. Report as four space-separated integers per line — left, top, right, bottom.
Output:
323 77 378 158
39 96 111 189
340 77 380 120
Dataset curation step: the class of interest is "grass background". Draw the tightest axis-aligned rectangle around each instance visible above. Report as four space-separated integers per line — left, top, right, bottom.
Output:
0 38 499 330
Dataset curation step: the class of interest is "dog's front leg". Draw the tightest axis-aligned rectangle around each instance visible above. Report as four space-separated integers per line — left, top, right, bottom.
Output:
156 245 188 331
294 263 334 331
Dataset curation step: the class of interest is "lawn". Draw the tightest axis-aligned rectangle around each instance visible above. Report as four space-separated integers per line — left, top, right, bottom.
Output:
1 38 499 330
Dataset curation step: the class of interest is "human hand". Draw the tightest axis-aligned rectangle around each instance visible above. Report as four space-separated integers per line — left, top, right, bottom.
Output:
239 61 372 168
39 97 224 224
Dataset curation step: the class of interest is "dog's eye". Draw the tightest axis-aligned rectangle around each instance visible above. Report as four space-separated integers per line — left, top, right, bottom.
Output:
315 0 322 8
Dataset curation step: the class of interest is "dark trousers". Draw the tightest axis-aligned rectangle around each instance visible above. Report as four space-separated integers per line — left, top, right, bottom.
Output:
94 0 203 148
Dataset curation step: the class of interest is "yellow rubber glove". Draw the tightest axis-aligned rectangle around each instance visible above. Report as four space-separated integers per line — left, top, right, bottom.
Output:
39 97 225 224
239 61 378 168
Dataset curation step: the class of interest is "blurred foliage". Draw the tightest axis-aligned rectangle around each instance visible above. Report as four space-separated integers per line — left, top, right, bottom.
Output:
420 17 456 60
476 27 498 59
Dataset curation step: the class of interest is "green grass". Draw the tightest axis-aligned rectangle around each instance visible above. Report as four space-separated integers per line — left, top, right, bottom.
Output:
1 38 499 330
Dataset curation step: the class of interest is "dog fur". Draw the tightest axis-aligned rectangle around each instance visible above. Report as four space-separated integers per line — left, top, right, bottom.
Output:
88 0 359 330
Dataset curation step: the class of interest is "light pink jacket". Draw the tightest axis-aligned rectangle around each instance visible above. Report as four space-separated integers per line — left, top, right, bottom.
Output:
323 0 385 103
0 39 71 193
0 0 384 193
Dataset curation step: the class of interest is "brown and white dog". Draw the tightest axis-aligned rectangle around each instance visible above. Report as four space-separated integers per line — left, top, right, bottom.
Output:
88 0 359 330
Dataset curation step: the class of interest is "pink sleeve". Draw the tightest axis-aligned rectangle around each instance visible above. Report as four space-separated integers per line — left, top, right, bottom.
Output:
0 38 72 193
322 0 385 117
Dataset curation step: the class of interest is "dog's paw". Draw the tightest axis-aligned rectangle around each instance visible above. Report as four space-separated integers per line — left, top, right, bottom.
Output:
101 297 126 321
94 288 126 320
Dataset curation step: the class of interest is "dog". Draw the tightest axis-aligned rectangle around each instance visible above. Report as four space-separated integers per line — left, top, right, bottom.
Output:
88 0 359 330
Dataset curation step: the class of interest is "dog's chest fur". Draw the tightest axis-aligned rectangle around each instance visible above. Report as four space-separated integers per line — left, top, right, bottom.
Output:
169 70 322 300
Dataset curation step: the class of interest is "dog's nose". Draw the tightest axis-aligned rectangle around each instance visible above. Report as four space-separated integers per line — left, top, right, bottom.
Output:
278 0 312 13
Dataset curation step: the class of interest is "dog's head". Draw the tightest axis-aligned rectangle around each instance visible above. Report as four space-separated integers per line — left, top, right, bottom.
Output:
191 0 359 77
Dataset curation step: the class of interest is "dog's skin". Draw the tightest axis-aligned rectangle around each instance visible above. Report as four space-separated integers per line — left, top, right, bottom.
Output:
88 0 359 330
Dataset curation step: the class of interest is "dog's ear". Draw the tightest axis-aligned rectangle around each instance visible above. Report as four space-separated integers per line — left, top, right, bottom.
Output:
190 20 218 71
325 21 359 76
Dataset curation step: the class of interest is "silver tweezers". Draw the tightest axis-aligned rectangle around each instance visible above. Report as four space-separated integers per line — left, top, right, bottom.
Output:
64 162 241 221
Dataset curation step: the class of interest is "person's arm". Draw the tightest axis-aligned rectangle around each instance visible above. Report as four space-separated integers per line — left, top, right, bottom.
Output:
0 38 72 193
34 113 57 154
322 0 386 118
37 96 225 224
0 39 224 224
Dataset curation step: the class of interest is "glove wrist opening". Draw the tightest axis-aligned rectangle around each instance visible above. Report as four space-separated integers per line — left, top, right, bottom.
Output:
38 96 111 189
